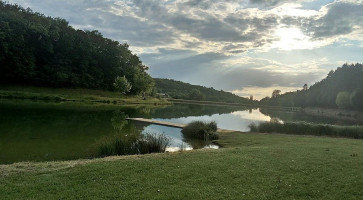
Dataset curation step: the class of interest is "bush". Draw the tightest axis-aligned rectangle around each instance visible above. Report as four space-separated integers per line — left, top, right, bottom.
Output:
336 91 351 109
249 121 363 139
248 123 258 132
98 133 170 157
135 133 170 154
182 121 219 140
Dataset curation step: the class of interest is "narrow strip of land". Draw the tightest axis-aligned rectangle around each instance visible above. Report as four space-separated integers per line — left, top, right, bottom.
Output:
126 118 234 133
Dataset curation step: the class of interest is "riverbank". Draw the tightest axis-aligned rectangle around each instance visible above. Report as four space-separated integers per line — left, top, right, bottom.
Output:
303 107 363 123
0 85 170 105
1 132 362 199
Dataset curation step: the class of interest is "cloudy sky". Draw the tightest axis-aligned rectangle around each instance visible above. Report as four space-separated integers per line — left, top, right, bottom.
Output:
8 0 363 99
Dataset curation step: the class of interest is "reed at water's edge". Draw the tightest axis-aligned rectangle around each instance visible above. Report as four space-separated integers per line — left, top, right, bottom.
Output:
249 121 363 139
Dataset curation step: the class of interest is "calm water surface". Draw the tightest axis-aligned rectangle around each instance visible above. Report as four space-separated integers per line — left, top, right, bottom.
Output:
0 100 361 164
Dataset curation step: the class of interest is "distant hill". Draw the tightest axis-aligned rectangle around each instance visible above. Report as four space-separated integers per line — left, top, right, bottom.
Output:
260 63 363 110
154 78 253 104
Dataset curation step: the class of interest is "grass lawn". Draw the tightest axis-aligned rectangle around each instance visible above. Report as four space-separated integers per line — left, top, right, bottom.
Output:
0 85 169 105
1 132 362 199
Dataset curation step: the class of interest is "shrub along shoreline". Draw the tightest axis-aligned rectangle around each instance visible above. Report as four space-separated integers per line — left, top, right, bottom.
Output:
98 133 170 157
249 121 363 139
181 121 219 140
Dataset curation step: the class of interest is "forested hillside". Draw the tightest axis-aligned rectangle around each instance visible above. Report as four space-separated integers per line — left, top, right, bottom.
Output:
0 2 153 94
154 78 253 104
260 63 363 110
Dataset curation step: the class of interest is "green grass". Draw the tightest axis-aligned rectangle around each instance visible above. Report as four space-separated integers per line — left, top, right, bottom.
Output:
1 132 363 199
249 121 363 139
0 85 169 105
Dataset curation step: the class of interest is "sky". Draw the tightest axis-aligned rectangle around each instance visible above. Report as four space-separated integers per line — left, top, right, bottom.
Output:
8 0 363 99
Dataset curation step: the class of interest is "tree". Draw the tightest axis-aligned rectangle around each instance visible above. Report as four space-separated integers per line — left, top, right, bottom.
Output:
303 84 308 91
336 91 351 109
259 63 363 109
350 88 363 110
189 89 205 101
0 2 155 93
131 68 154 96
113 76 132 95
272 90 281 98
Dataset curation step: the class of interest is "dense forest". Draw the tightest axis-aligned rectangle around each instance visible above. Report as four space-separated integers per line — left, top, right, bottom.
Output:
260 63 363 110
154 78 253 104
0 1 154 94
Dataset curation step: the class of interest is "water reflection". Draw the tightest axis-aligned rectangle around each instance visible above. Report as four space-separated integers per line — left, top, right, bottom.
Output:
231 109 271 121
152 108 270 132
111 110 128 131
134 123 219 152
1 100 362 164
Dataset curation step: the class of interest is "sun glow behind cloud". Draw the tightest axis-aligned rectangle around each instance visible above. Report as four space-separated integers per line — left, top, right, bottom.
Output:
5 0 363 100
271 27 322 50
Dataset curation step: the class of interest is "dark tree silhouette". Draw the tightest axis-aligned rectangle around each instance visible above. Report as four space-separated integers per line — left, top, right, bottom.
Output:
303 84 308 91
0 1 154 95
260 63 363 110
272 90 281 98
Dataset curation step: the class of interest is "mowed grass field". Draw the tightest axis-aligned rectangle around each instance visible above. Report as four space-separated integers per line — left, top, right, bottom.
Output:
1 132 362 199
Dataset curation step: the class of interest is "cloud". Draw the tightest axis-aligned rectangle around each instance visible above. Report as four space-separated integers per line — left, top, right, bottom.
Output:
310 2 363 39
142 50 327 93
231 86 302 100
9 0 363 54
5 0 363 96
249 0 295 7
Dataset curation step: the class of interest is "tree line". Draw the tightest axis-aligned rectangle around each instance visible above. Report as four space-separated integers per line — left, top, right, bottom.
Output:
0 1 154 95
154 78 253 104
260 63 363 110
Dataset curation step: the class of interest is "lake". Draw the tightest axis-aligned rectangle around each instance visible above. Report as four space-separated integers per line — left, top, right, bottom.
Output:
0 100 361 164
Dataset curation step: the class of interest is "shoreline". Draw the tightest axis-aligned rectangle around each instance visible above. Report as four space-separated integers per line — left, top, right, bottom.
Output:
303 107 363 123
0 86 170 106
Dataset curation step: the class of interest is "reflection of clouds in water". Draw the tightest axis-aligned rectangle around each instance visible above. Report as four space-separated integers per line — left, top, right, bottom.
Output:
204 144 219 149
166 146 193 152
141 125 192 150
141 124 219 152
153 108 273 132
167 144 218 152
231 109 271 122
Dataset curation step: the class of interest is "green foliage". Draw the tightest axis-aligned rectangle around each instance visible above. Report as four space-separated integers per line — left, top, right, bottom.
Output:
132 69 155 95
189 89 205 100
271 89 281 98
134 133 170 154
98 133 170 157
336 91 351 109
350 88 363 110
250 121 363 139
182 121 219 140
154 78 253 104
113 76 132 95
0 2 154 94
260 63 363 110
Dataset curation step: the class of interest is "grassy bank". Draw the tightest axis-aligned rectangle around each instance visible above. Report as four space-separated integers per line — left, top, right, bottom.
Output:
0 85 169 105
249 121 363 139
1 132 363 199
